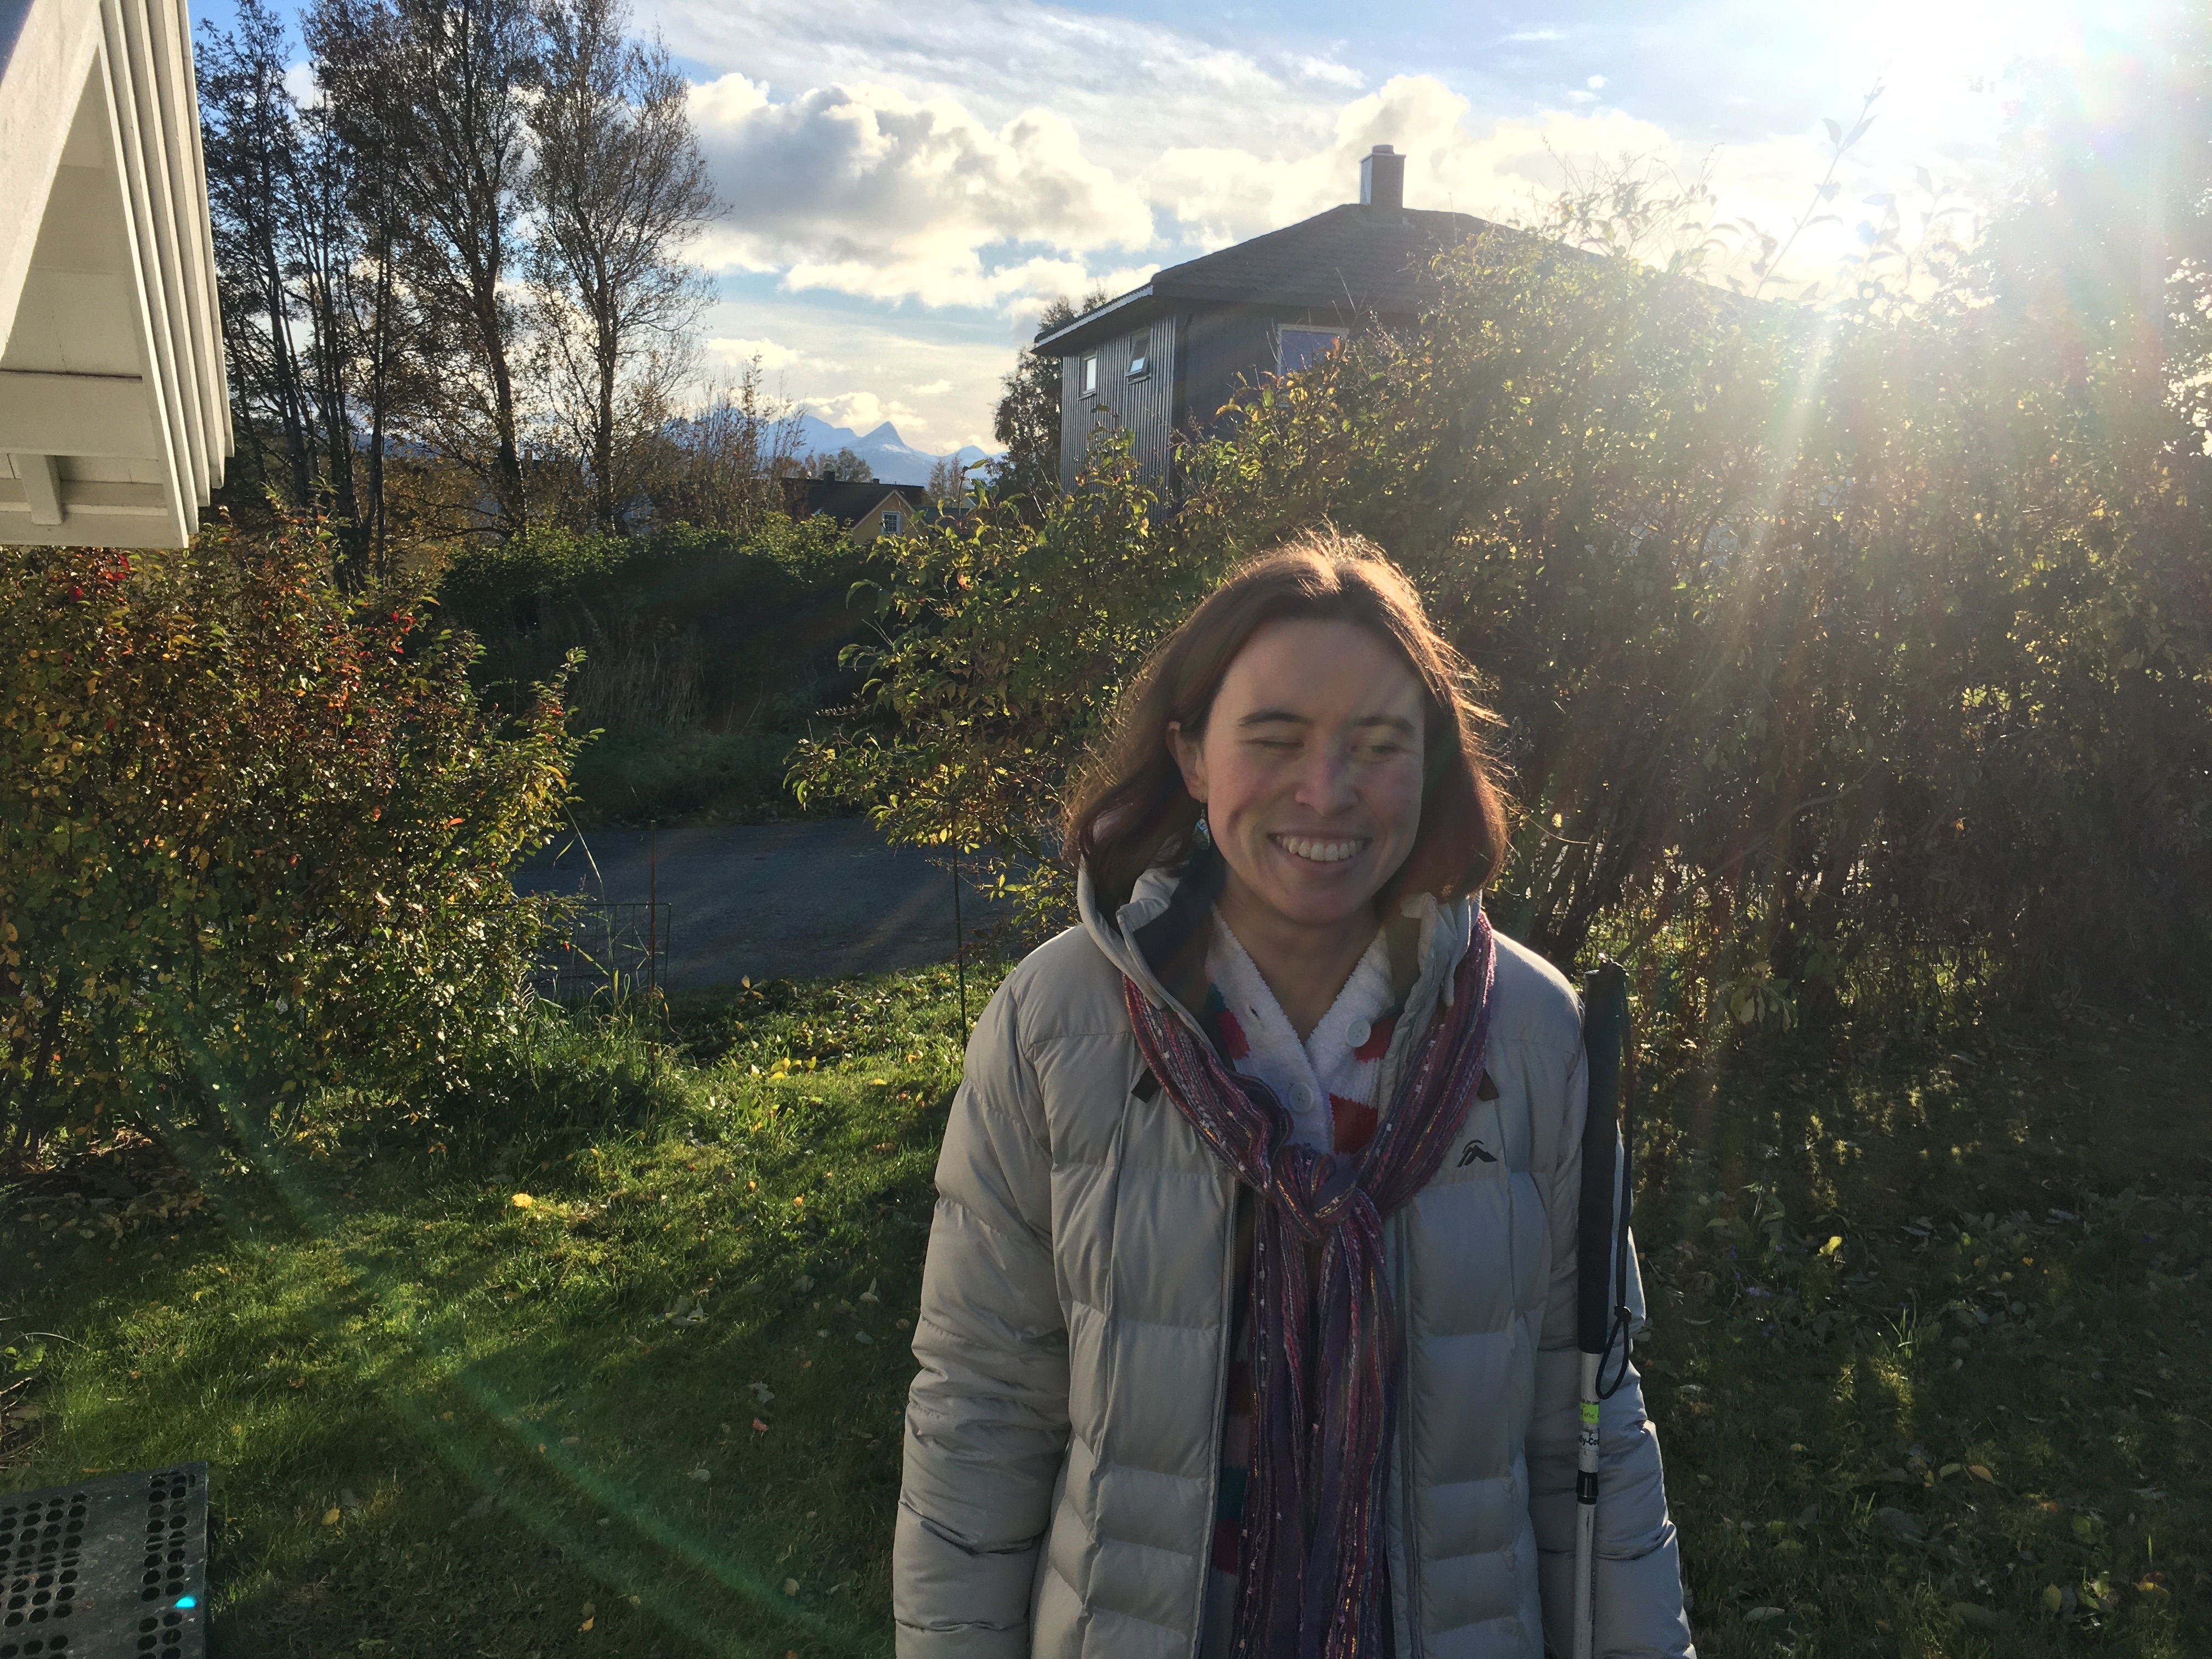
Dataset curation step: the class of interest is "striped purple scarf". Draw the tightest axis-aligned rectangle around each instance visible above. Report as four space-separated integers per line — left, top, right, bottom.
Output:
1120 909 1498 1659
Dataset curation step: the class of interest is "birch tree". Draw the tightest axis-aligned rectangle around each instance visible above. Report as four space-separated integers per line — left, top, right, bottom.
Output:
314 0 539 535
527 0 719 532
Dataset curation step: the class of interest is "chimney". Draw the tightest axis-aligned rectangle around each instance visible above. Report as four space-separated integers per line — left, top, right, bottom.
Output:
1359 145 1404 211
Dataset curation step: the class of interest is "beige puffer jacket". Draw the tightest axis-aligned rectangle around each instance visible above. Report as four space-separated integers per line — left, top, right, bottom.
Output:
894 862 1695 1658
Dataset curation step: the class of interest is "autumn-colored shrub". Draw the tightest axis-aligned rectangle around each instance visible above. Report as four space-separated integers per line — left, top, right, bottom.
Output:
0 518 575 1169
792 212 2212 1015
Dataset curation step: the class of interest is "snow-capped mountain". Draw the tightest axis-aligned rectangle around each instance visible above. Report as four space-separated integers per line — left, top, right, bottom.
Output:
792 413 992 483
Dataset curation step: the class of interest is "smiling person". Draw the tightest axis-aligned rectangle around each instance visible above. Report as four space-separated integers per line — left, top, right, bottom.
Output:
894 531 1693 1659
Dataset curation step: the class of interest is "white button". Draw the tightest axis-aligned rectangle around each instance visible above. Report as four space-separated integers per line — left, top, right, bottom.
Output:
1346 1018 1372 1048
1296 1082 1315 1108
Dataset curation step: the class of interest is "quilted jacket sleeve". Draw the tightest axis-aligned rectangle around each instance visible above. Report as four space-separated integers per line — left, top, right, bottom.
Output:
1525 1034 1697 1658
894 973 1071 1658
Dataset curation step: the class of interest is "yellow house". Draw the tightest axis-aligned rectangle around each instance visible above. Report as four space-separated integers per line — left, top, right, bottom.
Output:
777 478 929 544
0 0 230 547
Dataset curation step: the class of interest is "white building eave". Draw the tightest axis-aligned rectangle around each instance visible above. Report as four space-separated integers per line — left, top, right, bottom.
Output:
0 0 231 549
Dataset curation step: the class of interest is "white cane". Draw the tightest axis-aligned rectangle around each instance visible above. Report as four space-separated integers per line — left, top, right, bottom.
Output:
1574 961 1634 1659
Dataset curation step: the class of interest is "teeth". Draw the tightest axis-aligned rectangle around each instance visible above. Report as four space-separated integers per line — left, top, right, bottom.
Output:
1272 834 1368 865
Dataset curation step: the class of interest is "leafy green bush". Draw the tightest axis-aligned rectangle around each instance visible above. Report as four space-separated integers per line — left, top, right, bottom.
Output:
0 519 575 1169
442 515 871 825
792 432 1214 888
794 207 2212 1009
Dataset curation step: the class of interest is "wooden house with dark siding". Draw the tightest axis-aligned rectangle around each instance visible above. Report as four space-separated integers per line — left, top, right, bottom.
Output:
1029 146 1502 490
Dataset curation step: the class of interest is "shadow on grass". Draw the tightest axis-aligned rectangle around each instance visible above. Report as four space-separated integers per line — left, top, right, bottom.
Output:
1634 1011 2211 1657
2 967 995 1659
3 969 2204 1657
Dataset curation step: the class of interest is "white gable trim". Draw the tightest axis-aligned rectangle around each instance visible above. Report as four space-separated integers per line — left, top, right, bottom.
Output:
0 0 230 548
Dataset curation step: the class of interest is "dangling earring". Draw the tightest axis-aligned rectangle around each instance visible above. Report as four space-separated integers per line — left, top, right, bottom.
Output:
1192 808 1212 849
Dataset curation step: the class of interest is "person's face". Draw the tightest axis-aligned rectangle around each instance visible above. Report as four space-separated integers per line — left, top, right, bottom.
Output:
1169 618 1427 938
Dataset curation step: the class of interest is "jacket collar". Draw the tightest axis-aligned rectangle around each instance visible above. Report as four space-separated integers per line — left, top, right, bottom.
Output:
1078 855 1477 1047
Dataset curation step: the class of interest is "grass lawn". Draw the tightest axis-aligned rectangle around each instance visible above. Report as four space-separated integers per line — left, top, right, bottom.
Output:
2 963 2206 1658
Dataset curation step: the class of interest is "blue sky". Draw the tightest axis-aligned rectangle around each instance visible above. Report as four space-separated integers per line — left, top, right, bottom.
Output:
192 0 2166 453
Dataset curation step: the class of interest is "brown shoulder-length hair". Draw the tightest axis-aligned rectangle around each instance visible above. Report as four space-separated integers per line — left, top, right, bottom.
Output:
1064 528 1509 916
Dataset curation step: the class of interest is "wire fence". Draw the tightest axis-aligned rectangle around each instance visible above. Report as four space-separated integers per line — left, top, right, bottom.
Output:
534 901 673 1003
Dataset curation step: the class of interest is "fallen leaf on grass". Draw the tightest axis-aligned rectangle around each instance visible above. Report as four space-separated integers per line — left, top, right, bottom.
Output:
1950 1603 1998 1629
854 1331 873 1345
322 1508 341 1525
782 1579 799 1597
511 1194 533 1209
748 1381 774 1404
688 1465 709 1483
1875 1507 1925 1541
751 1418 769 1434
859 1279 879 1304
1968 1464 1995 1483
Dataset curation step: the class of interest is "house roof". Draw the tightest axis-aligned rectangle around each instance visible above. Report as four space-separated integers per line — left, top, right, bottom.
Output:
780 477 927 525
1031 204 1507 357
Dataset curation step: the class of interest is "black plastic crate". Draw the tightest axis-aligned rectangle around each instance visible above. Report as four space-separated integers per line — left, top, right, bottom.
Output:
0 1463 207 1659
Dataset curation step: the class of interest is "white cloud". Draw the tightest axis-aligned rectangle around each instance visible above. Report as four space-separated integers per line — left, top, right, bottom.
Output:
703 335 817 374
633 0 2039 452
1141 76 1701 248
283 60 323 109
1291 54 1365 91
653 0 1348 180
696 306 1015 452
805 390 917 434
686 76 1155 309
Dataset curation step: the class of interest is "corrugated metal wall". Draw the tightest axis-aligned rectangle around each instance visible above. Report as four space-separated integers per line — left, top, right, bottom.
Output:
1058 313 1179 490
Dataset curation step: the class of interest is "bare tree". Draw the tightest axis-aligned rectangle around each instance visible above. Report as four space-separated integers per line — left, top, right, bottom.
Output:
314 0 539 535
812 447 873 483
286 104 368 569
528 0 719 532
636 359 802 533
926 452 970 501
199 0 315 511
304 0 423 578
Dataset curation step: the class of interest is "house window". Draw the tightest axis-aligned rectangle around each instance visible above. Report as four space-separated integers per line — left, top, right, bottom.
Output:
1081 354 1098 396
1278 326 1342 374
879 510 902 535
1127 334 1149 379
